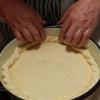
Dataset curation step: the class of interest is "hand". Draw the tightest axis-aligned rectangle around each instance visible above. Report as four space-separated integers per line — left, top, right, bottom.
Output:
0 0 46 43
58 0 100 47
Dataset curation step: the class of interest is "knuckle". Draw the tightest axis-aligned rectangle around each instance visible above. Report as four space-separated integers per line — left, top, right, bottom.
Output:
70 15 86 24
83 32 87 37
15 34 22 41
83 33 89 38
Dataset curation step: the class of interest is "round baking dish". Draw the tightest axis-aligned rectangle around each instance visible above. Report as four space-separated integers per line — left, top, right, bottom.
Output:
0 27 100 100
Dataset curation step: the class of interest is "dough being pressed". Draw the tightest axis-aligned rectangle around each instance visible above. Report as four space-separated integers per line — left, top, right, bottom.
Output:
2 36 99 100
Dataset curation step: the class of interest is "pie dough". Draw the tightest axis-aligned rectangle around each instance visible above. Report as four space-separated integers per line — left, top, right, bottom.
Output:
1 36 99 100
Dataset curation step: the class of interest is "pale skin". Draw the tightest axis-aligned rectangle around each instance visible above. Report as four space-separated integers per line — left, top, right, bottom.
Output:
0 0 100 47
59 0 100 47
0 0 46 43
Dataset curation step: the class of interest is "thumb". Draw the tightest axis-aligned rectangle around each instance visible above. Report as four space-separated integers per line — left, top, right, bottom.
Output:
58 5 73 24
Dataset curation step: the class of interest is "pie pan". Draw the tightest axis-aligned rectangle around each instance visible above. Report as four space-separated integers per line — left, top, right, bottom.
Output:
0 28 100 100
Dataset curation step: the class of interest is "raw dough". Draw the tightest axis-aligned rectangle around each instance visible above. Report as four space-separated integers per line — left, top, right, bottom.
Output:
2 36 99 100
